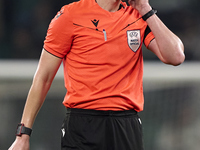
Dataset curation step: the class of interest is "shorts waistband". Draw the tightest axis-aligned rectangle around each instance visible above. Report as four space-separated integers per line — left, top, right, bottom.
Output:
66 108 137 117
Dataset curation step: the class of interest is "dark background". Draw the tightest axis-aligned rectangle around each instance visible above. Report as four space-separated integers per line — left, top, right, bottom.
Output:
0 0 200 60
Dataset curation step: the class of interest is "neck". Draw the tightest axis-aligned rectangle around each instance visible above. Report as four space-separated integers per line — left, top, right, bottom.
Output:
96 0 121 12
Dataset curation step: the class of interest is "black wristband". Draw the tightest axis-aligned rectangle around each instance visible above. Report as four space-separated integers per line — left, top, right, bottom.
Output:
142 9 157 21
16 123 32 136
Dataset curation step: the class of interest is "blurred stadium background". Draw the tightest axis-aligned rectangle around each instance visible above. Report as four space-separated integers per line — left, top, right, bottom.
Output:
0 0 200 149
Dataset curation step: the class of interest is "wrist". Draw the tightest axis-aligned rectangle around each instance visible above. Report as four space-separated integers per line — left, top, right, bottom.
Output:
16 134 30 140
16 123 32 137
142 9 157 21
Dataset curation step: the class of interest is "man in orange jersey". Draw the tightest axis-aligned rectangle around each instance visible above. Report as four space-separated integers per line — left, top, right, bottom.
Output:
9 0 185 150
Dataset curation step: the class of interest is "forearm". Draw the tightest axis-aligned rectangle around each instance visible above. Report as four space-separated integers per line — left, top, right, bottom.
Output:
9 79 51 150
20 78 52 128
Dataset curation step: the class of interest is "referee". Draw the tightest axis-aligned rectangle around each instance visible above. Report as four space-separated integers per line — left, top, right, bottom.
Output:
9 0 185 150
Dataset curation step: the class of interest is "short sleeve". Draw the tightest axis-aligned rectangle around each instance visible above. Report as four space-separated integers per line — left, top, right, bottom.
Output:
143 26 155 48
43 6 73 58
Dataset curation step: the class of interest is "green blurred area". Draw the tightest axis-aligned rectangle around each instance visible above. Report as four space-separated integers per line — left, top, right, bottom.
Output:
1 76 200 150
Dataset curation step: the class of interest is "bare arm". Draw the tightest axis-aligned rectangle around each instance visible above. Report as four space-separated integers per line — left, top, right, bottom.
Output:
9 49 63 150
129 0 185 65
21 49 62 128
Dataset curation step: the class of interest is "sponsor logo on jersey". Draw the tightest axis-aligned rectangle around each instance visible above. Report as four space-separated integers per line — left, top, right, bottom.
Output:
91 19 99 27
127 30 141 52
61 128 65 137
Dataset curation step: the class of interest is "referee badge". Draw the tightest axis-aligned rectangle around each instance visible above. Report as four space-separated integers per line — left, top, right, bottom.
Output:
127 30 141 52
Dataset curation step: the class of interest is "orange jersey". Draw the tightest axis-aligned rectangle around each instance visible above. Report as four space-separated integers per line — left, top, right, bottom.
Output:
44 0 154 111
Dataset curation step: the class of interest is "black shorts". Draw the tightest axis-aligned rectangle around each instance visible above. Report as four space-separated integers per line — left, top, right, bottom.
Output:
61 108 144 150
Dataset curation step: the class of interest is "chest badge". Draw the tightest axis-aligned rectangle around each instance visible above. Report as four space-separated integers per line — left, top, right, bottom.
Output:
127 30 141 52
